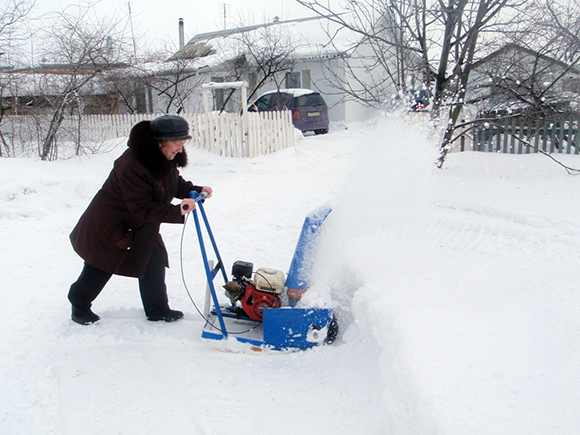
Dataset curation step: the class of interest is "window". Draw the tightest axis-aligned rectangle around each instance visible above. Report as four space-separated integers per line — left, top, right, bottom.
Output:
294 93 325 107
285 71 301 89
210 77 225 111
254 94 273 110
273 93 291 109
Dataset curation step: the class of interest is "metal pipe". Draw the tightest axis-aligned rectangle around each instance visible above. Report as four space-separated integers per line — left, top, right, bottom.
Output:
178 18 185 50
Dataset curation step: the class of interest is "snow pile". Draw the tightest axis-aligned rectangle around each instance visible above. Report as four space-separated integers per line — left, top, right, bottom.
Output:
1 114 579 434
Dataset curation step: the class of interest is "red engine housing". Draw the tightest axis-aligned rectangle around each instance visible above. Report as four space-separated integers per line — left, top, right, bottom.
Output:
241 285 281 321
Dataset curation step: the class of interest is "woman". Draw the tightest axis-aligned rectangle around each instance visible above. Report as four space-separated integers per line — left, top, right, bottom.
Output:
68 115 212 325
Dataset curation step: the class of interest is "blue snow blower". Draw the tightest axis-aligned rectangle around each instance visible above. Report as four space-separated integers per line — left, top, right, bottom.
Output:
188 191 337 353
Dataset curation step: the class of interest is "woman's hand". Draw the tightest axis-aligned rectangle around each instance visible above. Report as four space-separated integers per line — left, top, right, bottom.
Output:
180 198 196 215
201 186 213 198
181 187 211 215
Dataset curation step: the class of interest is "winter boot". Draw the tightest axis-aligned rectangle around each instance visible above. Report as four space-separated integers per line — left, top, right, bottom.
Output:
146 309 184 322
71 306 101 325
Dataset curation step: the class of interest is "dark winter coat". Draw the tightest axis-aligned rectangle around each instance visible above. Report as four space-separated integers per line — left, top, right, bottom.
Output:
70 120 202 278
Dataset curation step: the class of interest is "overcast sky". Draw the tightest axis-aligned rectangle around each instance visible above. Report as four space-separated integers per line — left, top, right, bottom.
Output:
33 0 319 52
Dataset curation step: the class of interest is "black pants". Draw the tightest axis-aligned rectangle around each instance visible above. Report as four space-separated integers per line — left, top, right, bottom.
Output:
68 244 170 317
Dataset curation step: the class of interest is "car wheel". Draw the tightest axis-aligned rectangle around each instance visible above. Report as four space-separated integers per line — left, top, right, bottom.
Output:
314 129 329 135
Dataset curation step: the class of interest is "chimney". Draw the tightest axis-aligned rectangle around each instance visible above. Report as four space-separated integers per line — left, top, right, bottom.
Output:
178 18 185 51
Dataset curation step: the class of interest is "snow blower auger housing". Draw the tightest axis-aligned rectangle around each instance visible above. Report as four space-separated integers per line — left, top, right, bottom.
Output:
189 191 337 353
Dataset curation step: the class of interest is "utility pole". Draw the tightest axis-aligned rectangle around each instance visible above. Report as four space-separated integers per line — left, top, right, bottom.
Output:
219 3 231 29
128 1 138 62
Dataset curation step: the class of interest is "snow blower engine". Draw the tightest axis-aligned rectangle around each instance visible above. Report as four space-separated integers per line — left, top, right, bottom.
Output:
223 261 285 321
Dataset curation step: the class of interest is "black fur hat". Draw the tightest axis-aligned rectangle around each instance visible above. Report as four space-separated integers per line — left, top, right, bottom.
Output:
128 121 188 178
150 115 192 141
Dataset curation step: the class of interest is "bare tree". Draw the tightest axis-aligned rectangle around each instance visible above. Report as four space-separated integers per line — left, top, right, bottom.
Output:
468 44 580 120
152 58 207 114
543 0 580 61
34 5 129 160
117 42 214 115
293 3 427 107
463 0 580 135
102 59 200 115
216 23 297 112
235 24 297 102
151 23 297 115
0 0 35 58
0 0 35 157
295 0 523 166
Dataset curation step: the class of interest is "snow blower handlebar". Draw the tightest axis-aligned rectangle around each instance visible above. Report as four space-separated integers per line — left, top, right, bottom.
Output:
183 191 208 211
186 189 230 336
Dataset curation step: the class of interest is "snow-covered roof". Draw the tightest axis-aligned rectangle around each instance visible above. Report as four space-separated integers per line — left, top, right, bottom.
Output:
472 44 580 75
169 14 356 67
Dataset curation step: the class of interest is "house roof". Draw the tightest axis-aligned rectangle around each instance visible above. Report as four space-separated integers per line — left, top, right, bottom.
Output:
167 14 354 65
0 71 112 97
187 15 328 43
10 62 129 75
472 43 580 75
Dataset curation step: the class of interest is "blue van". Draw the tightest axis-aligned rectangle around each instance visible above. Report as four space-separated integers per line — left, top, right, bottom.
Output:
249 89 329 135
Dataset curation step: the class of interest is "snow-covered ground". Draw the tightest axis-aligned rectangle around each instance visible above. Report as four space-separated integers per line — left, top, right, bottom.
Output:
1 114 579 434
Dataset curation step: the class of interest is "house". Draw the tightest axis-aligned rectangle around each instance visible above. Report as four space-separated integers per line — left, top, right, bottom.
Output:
1 14 428 124
146 13 428 125
1 63 127 115
467 43 580 118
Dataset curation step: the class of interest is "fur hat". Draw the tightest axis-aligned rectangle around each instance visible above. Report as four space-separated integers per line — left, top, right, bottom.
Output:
150 115 192 141
128 121 188 178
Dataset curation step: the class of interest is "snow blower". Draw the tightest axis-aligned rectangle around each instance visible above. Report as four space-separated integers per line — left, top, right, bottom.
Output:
187 191 337 353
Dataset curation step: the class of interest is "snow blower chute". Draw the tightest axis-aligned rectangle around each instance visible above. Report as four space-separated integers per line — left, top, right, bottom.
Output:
188 191 337 352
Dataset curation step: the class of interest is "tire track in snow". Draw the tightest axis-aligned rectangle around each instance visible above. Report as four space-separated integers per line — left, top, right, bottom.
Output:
392 201 580 263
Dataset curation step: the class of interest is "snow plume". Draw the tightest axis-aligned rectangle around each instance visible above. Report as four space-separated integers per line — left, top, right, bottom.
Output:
312 112 437 322
310 113 441 433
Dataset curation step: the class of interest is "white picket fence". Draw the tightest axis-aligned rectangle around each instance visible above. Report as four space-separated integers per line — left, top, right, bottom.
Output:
186 110 296 157
1 111 296 158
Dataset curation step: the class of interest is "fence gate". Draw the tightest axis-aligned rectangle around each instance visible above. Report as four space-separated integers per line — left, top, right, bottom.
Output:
196 81 295 157
201 81 249 157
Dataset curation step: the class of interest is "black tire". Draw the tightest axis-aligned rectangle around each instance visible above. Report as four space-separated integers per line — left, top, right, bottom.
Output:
324 314 339 344
314 129 329 135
